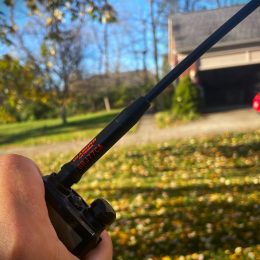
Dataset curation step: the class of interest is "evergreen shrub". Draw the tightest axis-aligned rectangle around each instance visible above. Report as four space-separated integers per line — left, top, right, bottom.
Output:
172 76 201 120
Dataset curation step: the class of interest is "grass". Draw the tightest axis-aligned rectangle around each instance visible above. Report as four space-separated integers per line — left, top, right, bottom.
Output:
0 110 120 147
33 130 260 259
155 111 200 128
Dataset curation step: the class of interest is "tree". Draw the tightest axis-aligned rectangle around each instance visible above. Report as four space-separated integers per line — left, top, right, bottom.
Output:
163 0 249 12
42 28 85 124
96 1 117 75
149 0 160 82
0 55 54 122
1 0 116 123
1 1 116 44
148 0 180 81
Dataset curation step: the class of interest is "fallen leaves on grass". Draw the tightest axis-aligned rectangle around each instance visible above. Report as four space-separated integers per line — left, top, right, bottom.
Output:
34 130 260 259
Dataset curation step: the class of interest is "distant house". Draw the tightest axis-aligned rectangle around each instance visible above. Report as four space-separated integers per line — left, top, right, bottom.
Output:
168 5 260 108
70 70 153 94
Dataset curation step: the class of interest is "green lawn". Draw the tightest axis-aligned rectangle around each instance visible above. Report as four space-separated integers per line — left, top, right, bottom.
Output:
34 130 260 260
0 110 120 147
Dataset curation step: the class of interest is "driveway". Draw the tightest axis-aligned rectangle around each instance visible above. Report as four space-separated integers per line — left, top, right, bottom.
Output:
2 107 260 157
122 107 260 145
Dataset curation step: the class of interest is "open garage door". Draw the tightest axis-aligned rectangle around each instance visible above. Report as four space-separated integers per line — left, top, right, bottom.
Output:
198 64 260 108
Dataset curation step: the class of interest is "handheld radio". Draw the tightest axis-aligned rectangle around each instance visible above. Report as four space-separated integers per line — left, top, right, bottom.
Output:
43 0 260 257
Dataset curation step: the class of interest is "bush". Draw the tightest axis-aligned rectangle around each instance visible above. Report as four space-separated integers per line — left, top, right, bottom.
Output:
0 106 16 123
20 101 58 121
172 76 201 121
155 111 174 128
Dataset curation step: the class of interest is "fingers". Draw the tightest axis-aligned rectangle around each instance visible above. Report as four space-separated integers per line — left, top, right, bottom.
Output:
84 231 113 260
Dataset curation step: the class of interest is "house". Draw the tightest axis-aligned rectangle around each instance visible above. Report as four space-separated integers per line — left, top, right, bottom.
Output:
70 70 153 94
168 5 260 108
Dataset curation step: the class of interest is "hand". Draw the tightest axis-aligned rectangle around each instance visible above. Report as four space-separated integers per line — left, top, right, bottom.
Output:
0 154 113 260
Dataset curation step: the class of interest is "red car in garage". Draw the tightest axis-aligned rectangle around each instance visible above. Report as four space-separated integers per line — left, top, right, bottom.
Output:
253 93 260 112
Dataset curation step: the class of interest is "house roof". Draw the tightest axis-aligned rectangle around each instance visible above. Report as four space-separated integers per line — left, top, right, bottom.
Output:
172 5 260 53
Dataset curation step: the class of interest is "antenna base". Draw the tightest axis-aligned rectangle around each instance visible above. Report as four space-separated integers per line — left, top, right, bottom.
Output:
43 173 116 257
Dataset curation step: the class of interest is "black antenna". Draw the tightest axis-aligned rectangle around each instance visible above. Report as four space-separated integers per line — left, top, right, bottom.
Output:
55 0 259 187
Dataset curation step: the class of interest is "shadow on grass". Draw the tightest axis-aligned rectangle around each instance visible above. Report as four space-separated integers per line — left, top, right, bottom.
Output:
0 112 117 146
80 182 260 201
115 200 260 257
218 142 260 157
147 140 260 158
78 182 260 258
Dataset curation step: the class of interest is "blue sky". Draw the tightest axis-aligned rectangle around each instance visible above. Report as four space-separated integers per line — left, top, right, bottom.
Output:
0 0 250 76
0 0 157 73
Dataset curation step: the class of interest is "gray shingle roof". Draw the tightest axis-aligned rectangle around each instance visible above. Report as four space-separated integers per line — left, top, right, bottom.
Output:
172 5 260 53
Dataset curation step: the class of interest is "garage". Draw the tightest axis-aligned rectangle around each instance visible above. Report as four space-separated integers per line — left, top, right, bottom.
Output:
168 4 260 110
198 63 260 107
